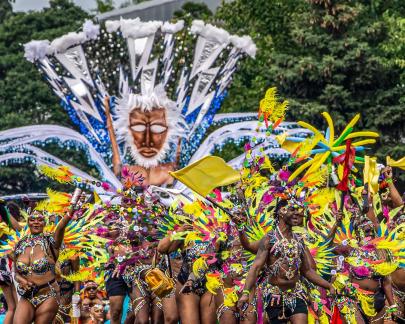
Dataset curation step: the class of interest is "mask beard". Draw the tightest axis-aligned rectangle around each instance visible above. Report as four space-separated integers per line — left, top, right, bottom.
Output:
127 139 171 168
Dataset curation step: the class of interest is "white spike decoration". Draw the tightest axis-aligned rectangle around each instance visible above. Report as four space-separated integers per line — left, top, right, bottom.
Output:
0 18 309 197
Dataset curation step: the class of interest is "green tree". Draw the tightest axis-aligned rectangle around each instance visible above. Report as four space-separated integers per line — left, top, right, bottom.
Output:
216 0 405 166
95 0 114 13
0 0 92 195
0 0 12 24
173 2 213 21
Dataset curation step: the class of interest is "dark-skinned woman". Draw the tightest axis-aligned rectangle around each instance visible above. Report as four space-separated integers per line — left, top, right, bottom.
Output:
12 189 80 324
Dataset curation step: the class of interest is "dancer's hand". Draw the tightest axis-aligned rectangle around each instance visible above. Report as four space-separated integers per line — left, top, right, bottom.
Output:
334 210 343 225
237 294 249 315
329 285 336 296
177 224 193 232
19 278 34 291
179 279 193 294
112 267 120 278
383 166 393 180
233 209 246 224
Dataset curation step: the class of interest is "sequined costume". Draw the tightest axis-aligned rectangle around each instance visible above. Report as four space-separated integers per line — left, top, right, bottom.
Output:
177 242 210 296
0 256 13 285
13 233 58 308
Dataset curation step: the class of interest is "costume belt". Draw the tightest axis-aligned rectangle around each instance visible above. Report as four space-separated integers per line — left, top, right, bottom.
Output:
264 281 307 319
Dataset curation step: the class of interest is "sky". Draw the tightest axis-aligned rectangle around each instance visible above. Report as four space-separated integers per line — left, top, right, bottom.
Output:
12 0 129 12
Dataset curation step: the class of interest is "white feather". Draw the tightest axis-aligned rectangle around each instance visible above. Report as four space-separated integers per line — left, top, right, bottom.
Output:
191 20 230 44
190 20 205 34
82 20 100 40
120 18 161 39
162 20 184 33
50 32 86 54
105 20 121 33
230 35 257 57
24 40 51 62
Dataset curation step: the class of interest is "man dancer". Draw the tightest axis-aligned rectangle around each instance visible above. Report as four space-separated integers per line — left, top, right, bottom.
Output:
237 199 334 323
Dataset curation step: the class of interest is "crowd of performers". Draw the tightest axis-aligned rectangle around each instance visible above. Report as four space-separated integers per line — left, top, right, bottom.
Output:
1 109 405 324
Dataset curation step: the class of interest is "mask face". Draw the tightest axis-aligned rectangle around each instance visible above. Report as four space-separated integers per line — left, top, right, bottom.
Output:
129 108 168 160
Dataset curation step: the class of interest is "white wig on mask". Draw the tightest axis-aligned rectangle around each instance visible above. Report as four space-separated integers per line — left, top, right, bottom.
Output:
115 85 185 168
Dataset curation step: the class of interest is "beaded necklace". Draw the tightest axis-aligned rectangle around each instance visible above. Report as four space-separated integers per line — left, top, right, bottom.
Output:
14 233 53 257
268 226 302 280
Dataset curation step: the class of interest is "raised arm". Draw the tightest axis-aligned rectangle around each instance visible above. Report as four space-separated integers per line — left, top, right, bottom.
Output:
72 256 81 293
157 224 192 253
232 208 260 253
54 189 81 249
54 211 72 250
237 236 270 311
0 201 22 232
383 167 403 208
157 236 183 254
326 209 343 243
238 230 260 254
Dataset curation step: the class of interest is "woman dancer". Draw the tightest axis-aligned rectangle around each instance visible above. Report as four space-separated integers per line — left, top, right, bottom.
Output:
0 201 22 324
158 222 216 324
12 190 80 323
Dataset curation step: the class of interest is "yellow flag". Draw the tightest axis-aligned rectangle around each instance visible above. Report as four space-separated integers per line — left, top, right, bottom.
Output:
169 156 240 197
93 191 102 205
275 133 300 154
364 156 380 194
387 156 405 170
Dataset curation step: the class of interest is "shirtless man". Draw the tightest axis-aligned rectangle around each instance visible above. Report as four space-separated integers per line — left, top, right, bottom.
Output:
237 199 334 323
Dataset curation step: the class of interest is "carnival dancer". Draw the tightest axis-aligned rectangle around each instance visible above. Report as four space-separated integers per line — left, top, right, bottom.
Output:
329 204 400 323
101 176 164 324
0 201 23 324
156 239 181 324
12 188 81 323
158 216 216 324
237 198 335 323
379 166 405 322
55 256 80 323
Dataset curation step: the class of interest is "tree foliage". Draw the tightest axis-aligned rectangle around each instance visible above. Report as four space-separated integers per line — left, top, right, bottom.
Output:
216 0 405 166
95 0 115 13
173 2 213 21
0 0 90 194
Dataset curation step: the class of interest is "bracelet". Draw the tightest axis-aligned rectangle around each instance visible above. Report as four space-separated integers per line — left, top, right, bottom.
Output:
242 289 250 296
237 225 245 232
386 178 393 184
387 304 398 313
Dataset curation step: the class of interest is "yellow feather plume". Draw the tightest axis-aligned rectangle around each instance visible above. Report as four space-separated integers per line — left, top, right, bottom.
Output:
192 257 208 278
371 262 398 276
357 292 376 317
38 165 73 183
205 273 222 294
58 249 82 263
223 288 239 307
61 268 94 282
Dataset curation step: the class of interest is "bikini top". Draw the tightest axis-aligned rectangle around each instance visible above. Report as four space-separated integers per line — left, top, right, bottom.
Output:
14 233 56 276
347 248 384 280
183 242 210 260
16 257 55 276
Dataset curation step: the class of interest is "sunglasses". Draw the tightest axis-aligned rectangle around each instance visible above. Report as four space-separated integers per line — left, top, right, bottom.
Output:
29 216 45 222
86 287 97 291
